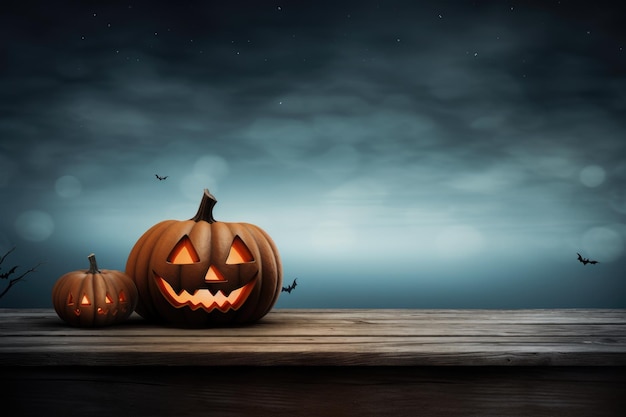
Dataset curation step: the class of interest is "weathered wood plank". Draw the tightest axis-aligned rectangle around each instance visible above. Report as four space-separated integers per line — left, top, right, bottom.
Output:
1 309 625 366
2 366 625 417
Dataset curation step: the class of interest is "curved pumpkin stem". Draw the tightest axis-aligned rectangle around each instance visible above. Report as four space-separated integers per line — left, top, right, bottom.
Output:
87 253 101 274
191 188 217 224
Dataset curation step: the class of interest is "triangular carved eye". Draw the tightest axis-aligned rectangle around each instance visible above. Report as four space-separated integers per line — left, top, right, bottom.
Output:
226 236 254 264
168 235 200 264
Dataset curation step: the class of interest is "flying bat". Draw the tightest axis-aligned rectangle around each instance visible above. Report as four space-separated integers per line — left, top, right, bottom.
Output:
577 253 599 265
155 174 168 181
282 278 298 293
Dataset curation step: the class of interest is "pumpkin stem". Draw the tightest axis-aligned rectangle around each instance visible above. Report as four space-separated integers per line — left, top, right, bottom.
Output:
87 253 101 274
191 188 217 223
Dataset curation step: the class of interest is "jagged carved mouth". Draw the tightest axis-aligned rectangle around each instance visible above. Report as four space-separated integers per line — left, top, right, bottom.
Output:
154 273 257 313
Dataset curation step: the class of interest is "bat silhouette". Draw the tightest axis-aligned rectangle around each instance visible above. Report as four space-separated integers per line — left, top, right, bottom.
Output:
155 174 168 181
282 278 298 293
577 253 599 265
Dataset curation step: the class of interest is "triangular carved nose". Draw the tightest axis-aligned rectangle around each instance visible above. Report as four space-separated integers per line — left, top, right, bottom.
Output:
205 265 226 282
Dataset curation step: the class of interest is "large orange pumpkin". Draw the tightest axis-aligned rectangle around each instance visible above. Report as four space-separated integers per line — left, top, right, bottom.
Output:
125 189 282 327
52 253 138 327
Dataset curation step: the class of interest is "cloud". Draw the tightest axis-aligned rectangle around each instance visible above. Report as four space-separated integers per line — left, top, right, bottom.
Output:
54 175 82 198
435 224 485 259
582 226 624 262
179 154 230 200
446 164 527 194
14 210 54 242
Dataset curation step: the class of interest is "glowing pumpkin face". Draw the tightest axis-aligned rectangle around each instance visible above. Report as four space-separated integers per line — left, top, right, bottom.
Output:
154 234 258 313
52 254 138 327
125 189 282 327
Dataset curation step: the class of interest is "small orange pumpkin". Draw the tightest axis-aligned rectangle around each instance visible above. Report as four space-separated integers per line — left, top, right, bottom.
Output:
52 254 138 327
125 188 282 327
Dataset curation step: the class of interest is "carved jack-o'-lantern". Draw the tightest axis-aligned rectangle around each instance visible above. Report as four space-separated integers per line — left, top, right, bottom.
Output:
52 254 138 327
125 189 282 327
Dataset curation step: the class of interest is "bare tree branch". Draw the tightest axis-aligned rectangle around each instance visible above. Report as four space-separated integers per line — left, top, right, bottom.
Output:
0 246 16 266
0 247 44 299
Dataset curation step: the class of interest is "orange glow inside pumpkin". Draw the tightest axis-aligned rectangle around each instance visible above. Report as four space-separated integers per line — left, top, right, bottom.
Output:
119 290 127 302
80 294 91 306
105 294 113 304
204 265 225 282
167 234 254 266
168 235 200 264
226 236 254 264
155 274 257 313
153 234 260 313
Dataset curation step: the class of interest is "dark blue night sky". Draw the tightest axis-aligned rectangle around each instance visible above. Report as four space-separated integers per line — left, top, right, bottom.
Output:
1 0 625 309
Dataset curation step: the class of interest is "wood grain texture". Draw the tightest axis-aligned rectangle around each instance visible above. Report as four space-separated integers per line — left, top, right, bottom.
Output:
1 308 625 366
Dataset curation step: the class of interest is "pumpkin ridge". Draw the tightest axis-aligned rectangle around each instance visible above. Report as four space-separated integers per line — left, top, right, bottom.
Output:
80 270 94 326
233 223 265 322
129 220 177 319
147 223 178 314
245 223 282 319
93 268 108 325
149 220 199 322
52 271 73 320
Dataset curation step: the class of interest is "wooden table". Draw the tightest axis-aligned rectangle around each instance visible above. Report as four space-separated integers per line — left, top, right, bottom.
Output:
2 308 625 416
